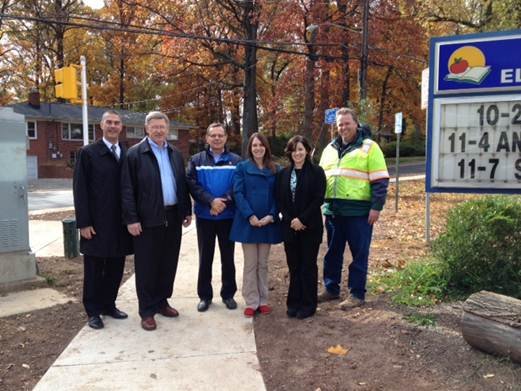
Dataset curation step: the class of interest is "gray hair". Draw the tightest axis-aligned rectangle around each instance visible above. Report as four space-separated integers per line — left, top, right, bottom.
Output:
336 107 358 123
101 110 121 123
145 111 170 126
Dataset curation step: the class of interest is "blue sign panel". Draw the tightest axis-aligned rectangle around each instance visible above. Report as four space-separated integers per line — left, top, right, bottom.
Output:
324 108 338 125
433 31 521 95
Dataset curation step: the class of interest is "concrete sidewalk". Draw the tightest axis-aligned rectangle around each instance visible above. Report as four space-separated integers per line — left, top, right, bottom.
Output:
33 225 266 391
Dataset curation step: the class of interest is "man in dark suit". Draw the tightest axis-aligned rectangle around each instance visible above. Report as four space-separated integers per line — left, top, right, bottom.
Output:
121 111 192 331
73 110 133 330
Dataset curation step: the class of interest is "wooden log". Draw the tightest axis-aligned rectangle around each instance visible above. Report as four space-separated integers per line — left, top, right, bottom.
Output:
461 290 521 363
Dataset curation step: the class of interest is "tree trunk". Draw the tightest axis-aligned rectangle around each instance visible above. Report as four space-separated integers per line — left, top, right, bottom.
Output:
461 290 521 364
302 55 316 140
376 65 393 142
241 3 259 156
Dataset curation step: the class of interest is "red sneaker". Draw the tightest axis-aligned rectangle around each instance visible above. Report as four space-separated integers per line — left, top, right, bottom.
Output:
258 305 272 315
244 307 256 317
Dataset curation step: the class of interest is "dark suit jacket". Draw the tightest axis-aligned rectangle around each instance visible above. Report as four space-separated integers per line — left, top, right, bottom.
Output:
275 161 326 243
73 139 133 257
121 137 191 228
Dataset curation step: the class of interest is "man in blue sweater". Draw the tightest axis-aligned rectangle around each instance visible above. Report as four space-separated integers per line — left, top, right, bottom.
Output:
187 123 241 312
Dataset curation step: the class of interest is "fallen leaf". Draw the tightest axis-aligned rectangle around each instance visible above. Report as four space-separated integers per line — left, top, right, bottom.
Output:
327 344 349 356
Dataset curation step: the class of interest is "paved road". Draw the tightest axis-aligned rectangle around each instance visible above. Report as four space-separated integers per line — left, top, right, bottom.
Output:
28 179 73 212
388 161 425 177
26 162 426 212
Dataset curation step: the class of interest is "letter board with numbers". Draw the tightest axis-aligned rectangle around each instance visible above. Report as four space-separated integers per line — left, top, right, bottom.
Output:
427 29 521 194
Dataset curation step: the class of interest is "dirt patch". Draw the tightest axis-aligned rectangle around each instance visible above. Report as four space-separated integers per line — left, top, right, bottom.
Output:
254 180 521 390
29 210 74 221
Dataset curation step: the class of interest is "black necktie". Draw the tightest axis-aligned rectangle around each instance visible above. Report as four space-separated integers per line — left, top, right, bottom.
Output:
111 144 119 161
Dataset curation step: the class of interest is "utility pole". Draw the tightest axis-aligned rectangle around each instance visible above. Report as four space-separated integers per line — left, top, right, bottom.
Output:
359 0 369 101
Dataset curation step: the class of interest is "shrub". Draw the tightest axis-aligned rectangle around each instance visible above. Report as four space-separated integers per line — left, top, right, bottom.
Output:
382 141 425 157
433 196 521 298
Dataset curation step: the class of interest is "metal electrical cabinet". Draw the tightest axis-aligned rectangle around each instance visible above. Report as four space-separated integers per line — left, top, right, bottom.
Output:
0 107 37 289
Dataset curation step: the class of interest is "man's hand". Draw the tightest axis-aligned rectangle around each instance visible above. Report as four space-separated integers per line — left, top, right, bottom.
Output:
127 222 142 236
368 209 380 225
80 226 96 240
258 215 274 227
183 215 192 227
210 198 227 215
290 218 306 231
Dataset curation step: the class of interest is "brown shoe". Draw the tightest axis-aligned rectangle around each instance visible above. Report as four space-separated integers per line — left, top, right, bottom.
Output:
141 316 157 331
338 296 365 311
317 290 340 303
159 304 179 318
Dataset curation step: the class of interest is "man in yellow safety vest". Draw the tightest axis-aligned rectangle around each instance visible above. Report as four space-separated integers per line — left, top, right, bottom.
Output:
318 107 389 310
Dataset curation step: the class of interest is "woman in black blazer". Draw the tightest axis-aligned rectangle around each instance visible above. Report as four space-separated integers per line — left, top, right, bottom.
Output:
276 135 326 319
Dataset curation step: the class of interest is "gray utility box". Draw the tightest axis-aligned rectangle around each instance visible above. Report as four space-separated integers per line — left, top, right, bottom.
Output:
0 107 37 290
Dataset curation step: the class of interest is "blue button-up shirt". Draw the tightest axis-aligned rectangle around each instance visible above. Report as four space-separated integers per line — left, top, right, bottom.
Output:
148 137 177 206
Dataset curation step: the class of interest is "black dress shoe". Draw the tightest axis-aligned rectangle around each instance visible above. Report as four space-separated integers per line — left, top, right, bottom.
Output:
197 299 212 312
88 315 104 329
296 309 315 319
287 307 298 318
222 297 237 310
102 308 128 319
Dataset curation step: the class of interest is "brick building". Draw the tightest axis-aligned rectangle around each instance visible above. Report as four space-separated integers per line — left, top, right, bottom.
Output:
8 92 196 179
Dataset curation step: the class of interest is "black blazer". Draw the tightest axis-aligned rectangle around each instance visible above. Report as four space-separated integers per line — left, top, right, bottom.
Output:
73 139 133 257
121 137 192 228
275 161 326 242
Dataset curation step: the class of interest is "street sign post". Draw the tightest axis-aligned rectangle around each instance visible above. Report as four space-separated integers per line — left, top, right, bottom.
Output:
324 108 338 125
427 30 521 195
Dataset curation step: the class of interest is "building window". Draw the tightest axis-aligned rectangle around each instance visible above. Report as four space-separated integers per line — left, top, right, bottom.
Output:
62 123 94 141
27 121 37 139
126 126 145 139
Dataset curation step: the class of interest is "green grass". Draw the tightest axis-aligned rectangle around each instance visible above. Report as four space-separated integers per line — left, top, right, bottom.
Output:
43 274 56 286
404 313 437 327
369 258 447 307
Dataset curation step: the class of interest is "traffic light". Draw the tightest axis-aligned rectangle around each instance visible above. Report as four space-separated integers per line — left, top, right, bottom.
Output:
54 66 78 100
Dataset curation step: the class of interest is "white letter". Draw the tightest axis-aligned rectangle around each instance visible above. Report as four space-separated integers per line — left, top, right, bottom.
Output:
501 69 513 83
516 68 521 83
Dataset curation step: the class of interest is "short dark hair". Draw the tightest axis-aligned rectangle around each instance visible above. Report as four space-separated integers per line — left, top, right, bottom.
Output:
206 122 227 135
101 110 121 124
247 132 276 173
284 135 312 165
336 107 358 123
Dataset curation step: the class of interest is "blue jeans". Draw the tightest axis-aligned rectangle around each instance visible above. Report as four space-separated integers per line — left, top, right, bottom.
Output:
323 215 373 300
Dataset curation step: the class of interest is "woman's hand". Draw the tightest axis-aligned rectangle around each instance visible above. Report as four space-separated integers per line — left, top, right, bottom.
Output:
290 218 306 231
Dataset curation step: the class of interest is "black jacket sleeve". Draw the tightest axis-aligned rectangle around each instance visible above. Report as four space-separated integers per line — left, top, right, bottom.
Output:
298 165 326 226
73 147 92 228
120 151 140 225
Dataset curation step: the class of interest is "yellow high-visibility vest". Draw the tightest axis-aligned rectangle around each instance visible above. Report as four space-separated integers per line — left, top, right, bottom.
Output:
319 139 389 201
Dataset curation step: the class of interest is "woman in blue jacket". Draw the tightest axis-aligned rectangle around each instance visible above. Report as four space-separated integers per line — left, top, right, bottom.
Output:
230 133 282 317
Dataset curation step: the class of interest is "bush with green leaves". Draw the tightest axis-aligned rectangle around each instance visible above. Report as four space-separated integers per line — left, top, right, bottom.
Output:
433 196 521 298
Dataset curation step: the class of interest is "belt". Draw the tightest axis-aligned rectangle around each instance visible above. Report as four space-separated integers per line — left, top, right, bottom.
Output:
164 205 177 211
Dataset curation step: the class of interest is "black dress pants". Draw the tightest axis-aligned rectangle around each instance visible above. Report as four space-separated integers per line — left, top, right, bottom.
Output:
83 255 125 317
284 233 321 315
196 218 236 301
133 207 182 318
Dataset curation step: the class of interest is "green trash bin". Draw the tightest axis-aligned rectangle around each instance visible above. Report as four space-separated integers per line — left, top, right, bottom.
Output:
62 218 79 259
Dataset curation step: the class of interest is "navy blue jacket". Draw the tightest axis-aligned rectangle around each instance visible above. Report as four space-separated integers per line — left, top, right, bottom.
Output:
187 147 241 220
